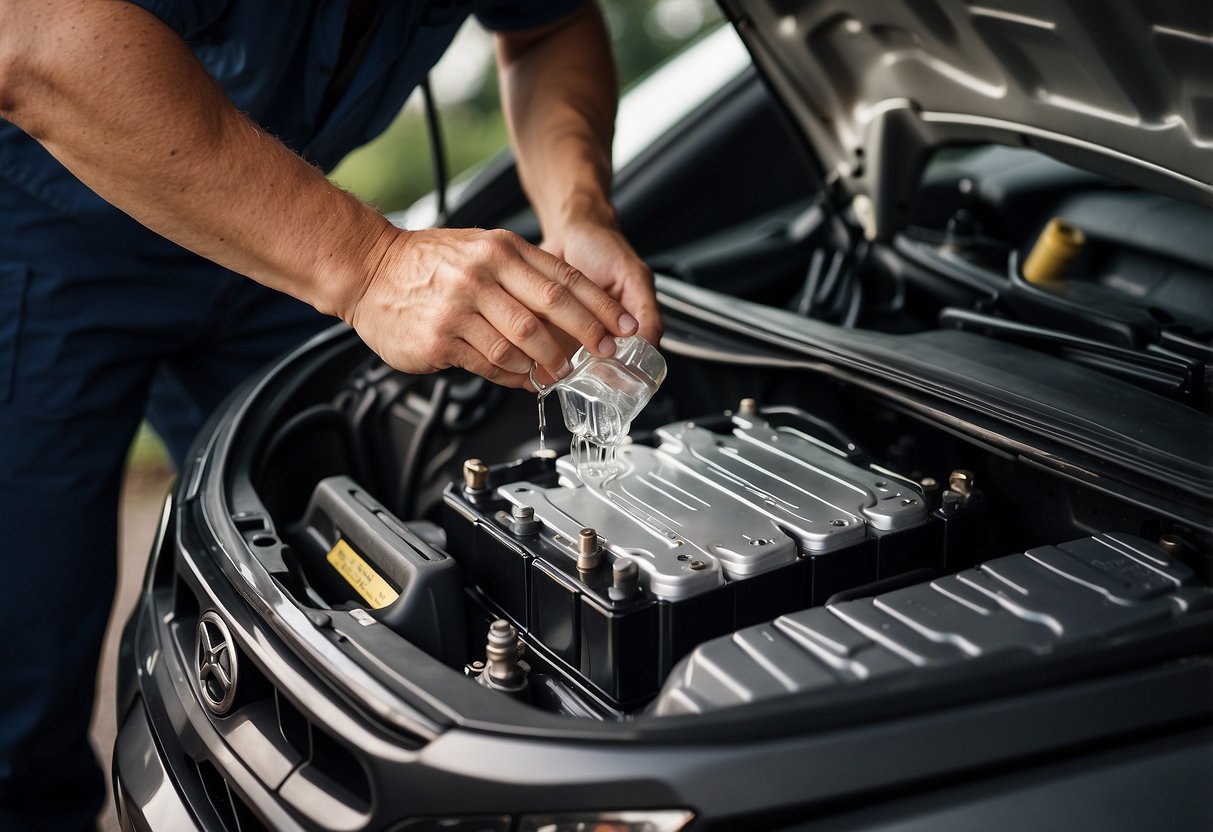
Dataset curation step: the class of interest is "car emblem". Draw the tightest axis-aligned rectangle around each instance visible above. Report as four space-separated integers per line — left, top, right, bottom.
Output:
195 611 239 715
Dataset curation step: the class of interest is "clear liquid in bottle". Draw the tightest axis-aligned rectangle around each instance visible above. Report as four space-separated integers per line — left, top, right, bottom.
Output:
532 336 666 480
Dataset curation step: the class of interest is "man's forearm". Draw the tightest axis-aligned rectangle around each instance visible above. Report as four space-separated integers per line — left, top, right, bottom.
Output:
496 1 661 344
496 0 619 236
0 0 388 320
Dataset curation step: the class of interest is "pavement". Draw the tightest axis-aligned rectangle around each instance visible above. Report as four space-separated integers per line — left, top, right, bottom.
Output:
91 463 175 832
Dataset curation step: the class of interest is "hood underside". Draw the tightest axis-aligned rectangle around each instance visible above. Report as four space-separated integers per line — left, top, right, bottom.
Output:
723 0 1213 237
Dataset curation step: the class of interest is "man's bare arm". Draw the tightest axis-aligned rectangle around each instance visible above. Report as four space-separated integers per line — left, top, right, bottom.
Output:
0 0 637 385
497 1 662 345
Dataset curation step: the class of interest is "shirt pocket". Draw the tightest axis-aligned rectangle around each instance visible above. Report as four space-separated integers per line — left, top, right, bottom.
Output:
0 263 27 403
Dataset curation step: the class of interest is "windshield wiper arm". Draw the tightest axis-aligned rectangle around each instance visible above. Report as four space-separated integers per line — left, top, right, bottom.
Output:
939 307 1206 404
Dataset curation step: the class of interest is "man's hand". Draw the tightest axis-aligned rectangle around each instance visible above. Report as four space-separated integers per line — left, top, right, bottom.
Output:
497 2 663 349
545 220 662 346
348 227 637 388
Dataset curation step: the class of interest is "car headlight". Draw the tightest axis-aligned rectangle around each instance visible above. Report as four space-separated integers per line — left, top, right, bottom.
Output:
392 810 695 832
517 810 695 832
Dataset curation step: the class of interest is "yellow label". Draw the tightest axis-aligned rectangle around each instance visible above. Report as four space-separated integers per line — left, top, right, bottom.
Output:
325 539 399 609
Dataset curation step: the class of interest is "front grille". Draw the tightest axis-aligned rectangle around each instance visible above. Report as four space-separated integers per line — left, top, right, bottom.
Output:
196 759 271 832
275 689 373 812
167 555 375 825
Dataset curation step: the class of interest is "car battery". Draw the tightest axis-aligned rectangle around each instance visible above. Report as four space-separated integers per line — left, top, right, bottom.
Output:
443 409 937 708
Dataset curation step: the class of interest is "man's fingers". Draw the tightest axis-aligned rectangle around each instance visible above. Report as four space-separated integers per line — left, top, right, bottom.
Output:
618 263 663 345
629 292 664 346
475 281 572 379
633 301 663 346
514 242 638 356
459 315 534 376
446 340 531 389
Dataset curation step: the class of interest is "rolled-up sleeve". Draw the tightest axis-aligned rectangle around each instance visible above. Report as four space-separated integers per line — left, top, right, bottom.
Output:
475 0 587 32
123 0 230 39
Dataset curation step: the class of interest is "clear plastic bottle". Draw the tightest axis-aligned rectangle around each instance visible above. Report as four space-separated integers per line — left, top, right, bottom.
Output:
555 336 666 447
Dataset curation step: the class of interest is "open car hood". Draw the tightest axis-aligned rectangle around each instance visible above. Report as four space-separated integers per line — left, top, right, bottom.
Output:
722 0 1213 238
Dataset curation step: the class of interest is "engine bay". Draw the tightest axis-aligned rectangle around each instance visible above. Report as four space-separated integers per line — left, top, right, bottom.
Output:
266 365 1209 722
233 134 1213 726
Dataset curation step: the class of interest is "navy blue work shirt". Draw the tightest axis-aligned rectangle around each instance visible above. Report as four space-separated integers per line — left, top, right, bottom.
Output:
0 0 582 231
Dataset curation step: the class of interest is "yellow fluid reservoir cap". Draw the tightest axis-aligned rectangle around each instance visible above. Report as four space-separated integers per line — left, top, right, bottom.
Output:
1022 218 1086 285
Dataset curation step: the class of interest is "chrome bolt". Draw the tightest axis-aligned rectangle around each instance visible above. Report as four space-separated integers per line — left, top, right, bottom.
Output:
509 503 540 536
689 560 708 571
738 398 759 415
463 458 488 491
577 527 601 572
483 619 526 691
948 469 975 499
578 527 598 553
610 557 640 601
1158 534 1186 558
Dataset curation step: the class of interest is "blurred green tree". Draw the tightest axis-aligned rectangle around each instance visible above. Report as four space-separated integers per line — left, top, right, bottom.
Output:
329 0 721 215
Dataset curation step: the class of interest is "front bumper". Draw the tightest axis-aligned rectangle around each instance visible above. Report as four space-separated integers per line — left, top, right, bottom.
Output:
114 488 1213 832
113 706 197 832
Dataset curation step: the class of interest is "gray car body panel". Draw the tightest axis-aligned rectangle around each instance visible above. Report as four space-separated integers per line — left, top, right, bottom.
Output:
723 0 1213 237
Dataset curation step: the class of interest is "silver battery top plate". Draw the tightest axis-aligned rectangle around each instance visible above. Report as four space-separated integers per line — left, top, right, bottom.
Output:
661 413 928 542
498 411 927 600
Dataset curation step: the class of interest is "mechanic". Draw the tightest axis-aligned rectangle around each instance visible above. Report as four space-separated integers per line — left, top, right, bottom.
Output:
0 0 661 826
